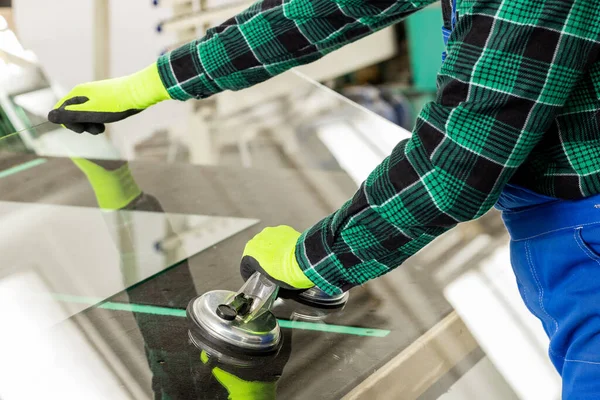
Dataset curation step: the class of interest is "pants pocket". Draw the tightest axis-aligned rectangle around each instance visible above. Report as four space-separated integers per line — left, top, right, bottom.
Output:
574 225 600 261
509 240 558 338
525 226 600 365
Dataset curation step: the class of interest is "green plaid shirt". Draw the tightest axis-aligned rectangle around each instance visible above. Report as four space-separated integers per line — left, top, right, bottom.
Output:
158 0 600 295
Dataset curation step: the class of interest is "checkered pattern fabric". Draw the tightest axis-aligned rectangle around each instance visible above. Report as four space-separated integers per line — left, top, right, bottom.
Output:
157 0 432 99
158 0 600 295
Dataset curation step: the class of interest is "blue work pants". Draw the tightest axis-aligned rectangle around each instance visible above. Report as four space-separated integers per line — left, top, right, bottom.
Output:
498 184 600 398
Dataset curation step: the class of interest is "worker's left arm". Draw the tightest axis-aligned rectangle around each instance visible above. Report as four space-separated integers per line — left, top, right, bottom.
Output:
49 0 436 133
241 0 600 294
157 0 436 101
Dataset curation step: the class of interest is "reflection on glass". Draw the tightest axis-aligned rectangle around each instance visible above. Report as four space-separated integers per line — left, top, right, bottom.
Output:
0 159 258 317
0 159 261 399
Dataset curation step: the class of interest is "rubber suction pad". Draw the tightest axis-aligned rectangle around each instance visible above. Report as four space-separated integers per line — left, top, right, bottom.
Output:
278 287 349 309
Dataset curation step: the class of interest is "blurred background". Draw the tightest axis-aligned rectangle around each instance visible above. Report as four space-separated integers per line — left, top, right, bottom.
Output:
0 1 561 399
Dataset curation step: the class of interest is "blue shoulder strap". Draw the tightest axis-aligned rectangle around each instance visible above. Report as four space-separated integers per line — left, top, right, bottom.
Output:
441 0 457 63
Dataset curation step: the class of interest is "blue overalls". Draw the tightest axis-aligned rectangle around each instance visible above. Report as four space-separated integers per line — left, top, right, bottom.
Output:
442 2 600 397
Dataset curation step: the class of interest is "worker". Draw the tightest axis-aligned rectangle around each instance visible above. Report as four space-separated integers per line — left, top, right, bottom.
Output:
48 0 600 397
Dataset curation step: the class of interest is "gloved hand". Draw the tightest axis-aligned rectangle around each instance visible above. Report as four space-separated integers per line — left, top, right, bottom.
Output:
240 226 314 290
71 159 142 210
48 63 171 135
201 351 277 400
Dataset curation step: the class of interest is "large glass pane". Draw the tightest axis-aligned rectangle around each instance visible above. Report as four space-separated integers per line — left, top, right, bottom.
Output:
0 37 540 399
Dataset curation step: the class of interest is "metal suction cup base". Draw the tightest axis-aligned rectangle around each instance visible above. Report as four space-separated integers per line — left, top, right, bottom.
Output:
295 287 349 308
188 329 281 368
187 290 282 357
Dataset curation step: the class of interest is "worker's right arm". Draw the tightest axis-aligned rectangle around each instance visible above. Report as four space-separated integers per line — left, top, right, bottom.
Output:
48 0 436 132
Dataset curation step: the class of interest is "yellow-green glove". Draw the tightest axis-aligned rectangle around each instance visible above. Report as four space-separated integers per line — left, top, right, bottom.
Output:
201 352 277 400
71 159 142 210
48 63 171 135
240 226 314 290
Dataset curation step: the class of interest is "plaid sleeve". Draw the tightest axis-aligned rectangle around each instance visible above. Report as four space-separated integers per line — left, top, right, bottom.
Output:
297 0 600 295
157 0 435 100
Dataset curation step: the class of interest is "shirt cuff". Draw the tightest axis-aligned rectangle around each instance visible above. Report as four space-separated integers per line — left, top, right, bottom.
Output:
294 217 356 296
157 51 222 101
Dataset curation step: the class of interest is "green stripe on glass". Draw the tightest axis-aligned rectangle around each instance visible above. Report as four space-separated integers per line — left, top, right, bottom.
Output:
99 301 187 317
0 158 47 179
277 319 390 337
53 293 390 338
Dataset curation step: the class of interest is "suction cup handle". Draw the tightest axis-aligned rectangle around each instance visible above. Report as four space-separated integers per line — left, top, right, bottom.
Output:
237 272 279 323
213 273 278 324
216 293 254 321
